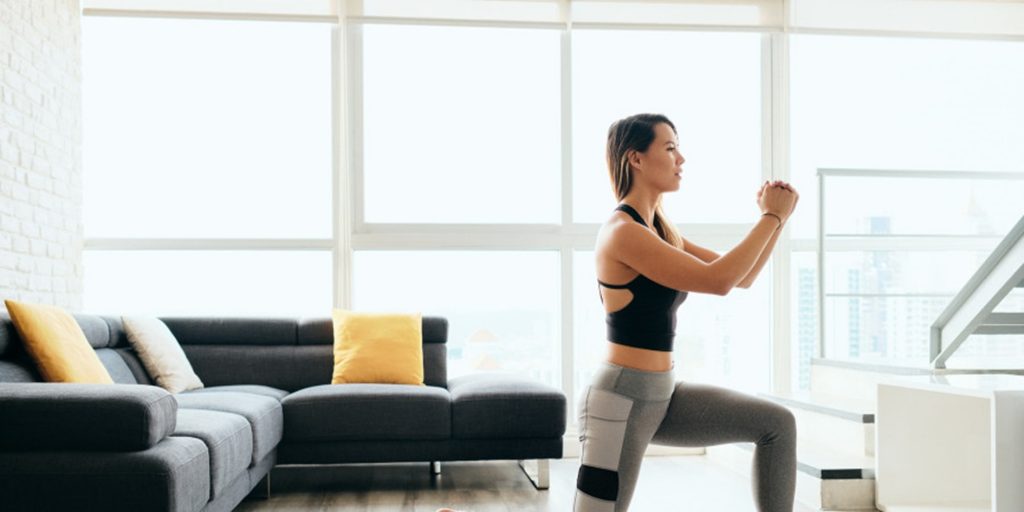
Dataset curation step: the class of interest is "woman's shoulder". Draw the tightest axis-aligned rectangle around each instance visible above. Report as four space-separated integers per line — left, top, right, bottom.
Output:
597 212 654 251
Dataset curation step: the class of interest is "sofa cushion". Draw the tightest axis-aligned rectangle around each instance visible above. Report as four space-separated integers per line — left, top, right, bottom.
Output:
0 359 38 383
186 384 288 401
3 300 113 384
174 391 282 465
0 436 210 512
283 384 450 442
449 374 566 440
172 409 252 500
95 348 140 384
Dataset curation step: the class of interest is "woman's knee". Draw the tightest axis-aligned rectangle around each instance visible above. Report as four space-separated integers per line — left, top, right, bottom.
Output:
759 402 796 444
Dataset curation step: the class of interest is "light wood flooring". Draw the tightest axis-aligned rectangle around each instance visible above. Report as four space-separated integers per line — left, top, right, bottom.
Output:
236 456 818 511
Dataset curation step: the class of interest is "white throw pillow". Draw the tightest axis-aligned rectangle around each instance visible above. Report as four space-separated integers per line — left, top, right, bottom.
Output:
122 316 204 393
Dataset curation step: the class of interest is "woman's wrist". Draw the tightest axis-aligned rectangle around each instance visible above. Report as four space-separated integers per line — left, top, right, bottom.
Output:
762 212 783 229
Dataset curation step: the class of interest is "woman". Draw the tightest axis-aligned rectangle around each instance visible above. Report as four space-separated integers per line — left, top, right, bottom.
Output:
574 113 799 512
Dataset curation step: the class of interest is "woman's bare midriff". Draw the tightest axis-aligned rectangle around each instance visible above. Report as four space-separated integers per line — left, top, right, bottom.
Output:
606 341 673 372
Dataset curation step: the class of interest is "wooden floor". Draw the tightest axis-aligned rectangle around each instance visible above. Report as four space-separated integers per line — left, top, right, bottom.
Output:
236 456 818 511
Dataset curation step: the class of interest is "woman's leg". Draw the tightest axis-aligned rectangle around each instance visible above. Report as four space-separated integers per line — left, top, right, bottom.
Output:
574 364 676 512
651 382 797 512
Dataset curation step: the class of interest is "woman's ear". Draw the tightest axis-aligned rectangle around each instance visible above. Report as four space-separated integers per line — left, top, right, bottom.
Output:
628 149 642 171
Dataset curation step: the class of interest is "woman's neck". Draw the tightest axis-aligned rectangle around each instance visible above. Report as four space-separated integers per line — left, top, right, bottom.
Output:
620 190 660 226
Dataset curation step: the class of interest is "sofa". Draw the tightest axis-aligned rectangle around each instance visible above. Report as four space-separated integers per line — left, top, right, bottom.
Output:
0 313 567 512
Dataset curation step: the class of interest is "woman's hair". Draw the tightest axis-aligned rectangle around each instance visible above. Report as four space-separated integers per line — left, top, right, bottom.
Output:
606 113 683 248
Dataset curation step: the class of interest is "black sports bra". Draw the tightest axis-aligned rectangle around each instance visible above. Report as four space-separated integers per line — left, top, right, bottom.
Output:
597 204 688 352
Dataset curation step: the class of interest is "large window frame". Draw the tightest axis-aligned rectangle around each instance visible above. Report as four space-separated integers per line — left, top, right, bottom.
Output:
80 0 1024 410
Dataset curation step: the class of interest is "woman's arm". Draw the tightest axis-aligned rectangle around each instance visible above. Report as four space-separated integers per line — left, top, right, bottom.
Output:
734 180 794 288
682 230 780 290
735 222 782 289
680 237 720 264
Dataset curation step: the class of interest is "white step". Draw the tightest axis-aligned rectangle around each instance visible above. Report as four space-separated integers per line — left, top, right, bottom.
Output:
810 358 1024 404
761 391 875 457
707 441 876 511
881 505 988 512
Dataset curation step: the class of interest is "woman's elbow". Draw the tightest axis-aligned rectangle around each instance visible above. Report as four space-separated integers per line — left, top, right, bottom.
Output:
720 280 751 295
713 280 737 296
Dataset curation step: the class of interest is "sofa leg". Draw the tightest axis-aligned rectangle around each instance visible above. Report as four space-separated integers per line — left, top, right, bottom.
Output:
430 461 441 475
517 459 549 490
252 472 271 499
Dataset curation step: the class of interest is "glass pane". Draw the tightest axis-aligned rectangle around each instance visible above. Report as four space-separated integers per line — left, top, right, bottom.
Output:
993 288 1024 313
823 295 951 363
362 25 561 223
825 250 999 296
822 176 1024 237
790 35 1024 239
574 249 770 406
947 292 1024 369
83 251 332 317
791 251 819 391
948 334 1024 369
353 251 560 387
82 17 332 238
572 30 762 224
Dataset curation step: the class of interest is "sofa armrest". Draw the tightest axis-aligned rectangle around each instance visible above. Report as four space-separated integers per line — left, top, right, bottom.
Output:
0 383 177 451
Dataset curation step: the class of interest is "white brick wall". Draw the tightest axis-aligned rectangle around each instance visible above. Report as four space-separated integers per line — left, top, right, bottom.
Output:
0 0 83 310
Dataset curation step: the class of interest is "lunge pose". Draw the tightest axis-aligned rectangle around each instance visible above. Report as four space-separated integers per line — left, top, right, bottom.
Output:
574 113 799 512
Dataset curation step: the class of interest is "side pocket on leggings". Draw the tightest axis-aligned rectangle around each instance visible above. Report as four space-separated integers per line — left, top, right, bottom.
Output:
578 387 592 441
579 389 634 471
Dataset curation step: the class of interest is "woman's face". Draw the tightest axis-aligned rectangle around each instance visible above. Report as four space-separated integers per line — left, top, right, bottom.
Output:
635 122 685 191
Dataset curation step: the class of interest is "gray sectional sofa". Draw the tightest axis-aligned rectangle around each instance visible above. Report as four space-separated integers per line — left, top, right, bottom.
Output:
0 313 566 512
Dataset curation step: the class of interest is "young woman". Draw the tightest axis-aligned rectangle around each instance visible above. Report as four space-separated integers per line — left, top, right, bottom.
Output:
574 113 799 512
439 113 798 512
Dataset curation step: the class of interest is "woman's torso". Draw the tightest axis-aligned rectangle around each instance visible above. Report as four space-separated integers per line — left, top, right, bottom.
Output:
596 204 688 372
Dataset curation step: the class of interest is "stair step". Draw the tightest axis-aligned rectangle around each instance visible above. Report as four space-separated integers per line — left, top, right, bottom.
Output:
736 440 874 480
810 358 1024 404
760 391 874 423
883 505 988 512
813 357 1024 375
708 442 876 510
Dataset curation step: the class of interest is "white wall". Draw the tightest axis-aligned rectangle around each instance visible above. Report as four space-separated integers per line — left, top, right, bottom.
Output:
0 0 83 309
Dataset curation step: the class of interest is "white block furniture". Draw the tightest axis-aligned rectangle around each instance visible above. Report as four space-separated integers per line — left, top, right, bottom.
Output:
876 374 1024 512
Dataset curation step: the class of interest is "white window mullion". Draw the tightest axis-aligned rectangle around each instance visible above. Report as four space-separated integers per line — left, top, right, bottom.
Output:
767 31 793 395
560 0 576 417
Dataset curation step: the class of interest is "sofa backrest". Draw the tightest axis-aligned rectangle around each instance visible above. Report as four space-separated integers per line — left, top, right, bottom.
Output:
0 312 146 384
0 313 449 391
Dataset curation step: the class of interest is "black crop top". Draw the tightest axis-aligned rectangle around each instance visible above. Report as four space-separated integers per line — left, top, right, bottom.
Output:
597 204 688 352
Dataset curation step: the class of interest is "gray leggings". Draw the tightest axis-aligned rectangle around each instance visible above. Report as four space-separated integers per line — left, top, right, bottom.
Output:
574 362 797 512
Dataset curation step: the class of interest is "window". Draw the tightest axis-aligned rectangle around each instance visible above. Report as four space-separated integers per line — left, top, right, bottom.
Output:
572 30 762 224
361 24 561 224
84 251 332 316
81 16 333 316
83 17 332 238
353 251 561 387
790 34 1024 373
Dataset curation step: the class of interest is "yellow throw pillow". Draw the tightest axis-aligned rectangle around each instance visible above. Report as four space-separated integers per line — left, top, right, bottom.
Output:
4 299 114 384
331 309 424 385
